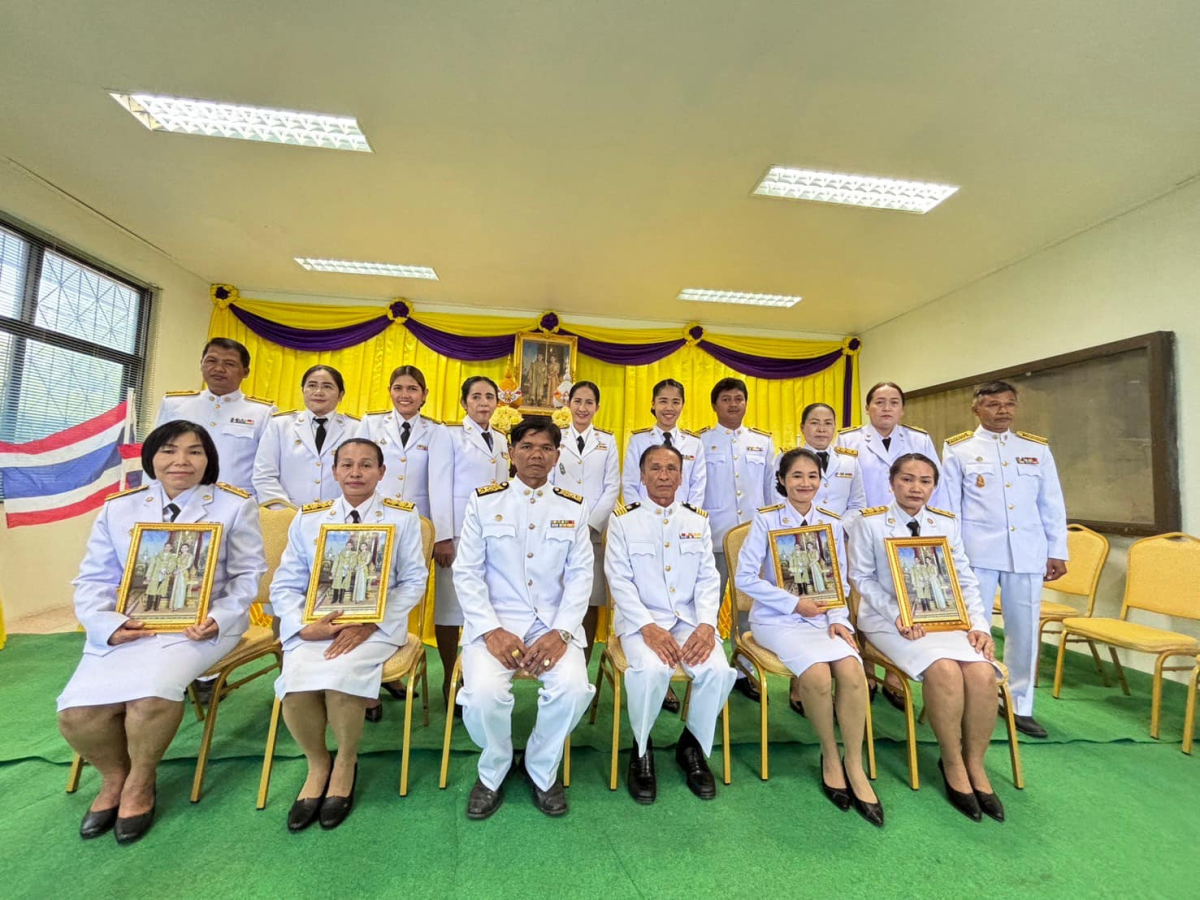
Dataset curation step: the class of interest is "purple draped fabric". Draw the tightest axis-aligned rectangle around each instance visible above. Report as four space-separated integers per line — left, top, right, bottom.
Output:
697 340 844 380
560 329 685 365
405 317 516 361
230 304 392 351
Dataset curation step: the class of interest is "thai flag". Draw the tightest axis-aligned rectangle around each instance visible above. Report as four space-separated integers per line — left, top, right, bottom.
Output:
0 392 141 528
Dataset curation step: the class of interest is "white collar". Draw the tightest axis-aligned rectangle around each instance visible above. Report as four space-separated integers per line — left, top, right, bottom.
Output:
976 425 1010 441
205 388 243 402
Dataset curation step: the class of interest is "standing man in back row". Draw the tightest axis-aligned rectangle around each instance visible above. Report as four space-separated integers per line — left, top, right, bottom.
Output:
941 381 1068 738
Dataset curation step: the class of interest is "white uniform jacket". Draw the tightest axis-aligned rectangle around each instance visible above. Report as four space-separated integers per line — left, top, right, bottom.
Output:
452 479 594 646
622 426 706 507
446 416 511 537
941 427 1069 574
355 410 453 543
73 481 266 656
699 424 776 550
848 502 989 635
252 409 358 506
155 389 276 495
836 422 945 510
550 424 620 533
775 444 867 524
269 493 429 649
604 500 721 638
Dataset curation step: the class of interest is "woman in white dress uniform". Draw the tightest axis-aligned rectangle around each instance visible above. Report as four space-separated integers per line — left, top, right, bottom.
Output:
550 380 620 660
57 421 266 844
784 402 867 524
271 438 429 831
253 365 358 508
433 376 510 703
736 449 882 826
849 453 1005 823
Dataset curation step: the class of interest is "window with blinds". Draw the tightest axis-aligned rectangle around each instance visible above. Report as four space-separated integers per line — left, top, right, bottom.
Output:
0 218 151 458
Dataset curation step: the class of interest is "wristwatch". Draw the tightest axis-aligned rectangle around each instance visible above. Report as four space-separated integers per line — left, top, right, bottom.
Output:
556 629 573 645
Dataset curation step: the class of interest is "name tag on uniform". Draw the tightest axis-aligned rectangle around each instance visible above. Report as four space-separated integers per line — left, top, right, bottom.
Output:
597 443 608 450
747 445 764 452
551 519 575 528
416 444 428 451
1017 457 1039 464
678 532 702 540
231 417 256 425
836 472 853 479
683 454 695 461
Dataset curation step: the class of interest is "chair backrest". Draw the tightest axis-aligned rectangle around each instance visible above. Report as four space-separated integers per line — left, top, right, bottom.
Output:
1122 532 1200 621
413 515 436 626
256 502 299 606
1044 524 1110 614
722 523 754 639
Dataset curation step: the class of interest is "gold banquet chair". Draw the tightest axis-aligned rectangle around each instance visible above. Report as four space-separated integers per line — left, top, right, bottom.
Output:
1053 532 1200 739
991 524 1111 687
65 501 295 803
1184 656 1200 756
724 522 876 782
256 515 435 808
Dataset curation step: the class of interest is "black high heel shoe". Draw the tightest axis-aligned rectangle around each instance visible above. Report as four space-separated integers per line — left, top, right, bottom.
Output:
819 754 851 811
320 764 357 830
288 769 331 832
843 759 884 827
938 759 982 822
114 787 157 845
80 805 119 840
974 786 1005 822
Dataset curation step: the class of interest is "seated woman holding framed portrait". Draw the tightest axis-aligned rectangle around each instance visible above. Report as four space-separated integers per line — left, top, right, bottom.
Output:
57 420 267 845
848 452 1004 822
735 448 882 827
270 438 429 832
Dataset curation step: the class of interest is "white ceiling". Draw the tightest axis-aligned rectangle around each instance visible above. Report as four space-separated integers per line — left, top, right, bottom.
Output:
3 1 1199 334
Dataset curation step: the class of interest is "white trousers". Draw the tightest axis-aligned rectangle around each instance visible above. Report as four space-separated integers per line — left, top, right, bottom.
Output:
621 620 736 757
459 622 594 791
974 567 1042 716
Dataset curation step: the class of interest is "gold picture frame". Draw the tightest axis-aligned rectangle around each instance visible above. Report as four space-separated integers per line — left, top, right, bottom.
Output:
116 523 223 631
303 524 396 625
514 332 578 414
767 524 846 611
884 536 972 632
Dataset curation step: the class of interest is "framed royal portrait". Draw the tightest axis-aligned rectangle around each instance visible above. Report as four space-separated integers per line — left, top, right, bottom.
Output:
514 332 578 414
303 524 396 625
768 524 846 611
884 536 972 632
116 523 223 631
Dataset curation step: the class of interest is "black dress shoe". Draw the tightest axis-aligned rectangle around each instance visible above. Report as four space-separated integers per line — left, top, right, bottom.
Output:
80 806 118 840
626 738 657 804
529 777 569 817
662 688 681 714
191 679 215 706
319 765 357 830
881 685 907 712
843 760 884 827
974 789 1005 822
466 778 505 820
789 697 806 717
1012 715 1048 739
938 759 982 822
819 754 851 811
287 771 330 832
114 792 156 845
675 728 716 800
732 678 761 703
365 703 383 723
383 681 417 701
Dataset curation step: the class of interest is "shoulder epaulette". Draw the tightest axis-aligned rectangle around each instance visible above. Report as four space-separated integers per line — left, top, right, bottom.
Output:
271 409 296 417
682 502 708 518
860 505 888 517
365 408 391 417
945 431 974 446
1017 430 1049 445
927 506 956 518
216 482 251 498
817 507 841 519
444 420 463 427
164 389 200 397
383 498 416 511
341 412 361 422
594 428 614 437
553 487 584 504
245 395 275 406
834 446 858 457
757 503 785 513
302 500 335 514
682 428 701 438
905 424 929 435
748 427 773 438
837 425 861 434
615 501 640 516
476 482 509 497
106 484 149 501
631 427 653 435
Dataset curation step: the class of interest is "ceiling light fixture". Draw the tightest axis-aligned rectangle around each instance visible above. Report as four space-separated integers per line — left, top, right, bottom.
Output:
753 166 958 213
108 92 372 152
677 288 801 308
294 258 438 279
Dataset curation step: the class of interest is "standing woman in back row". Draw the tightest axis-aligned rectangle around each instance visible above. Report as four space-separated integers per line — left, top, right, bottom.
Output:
622 378 706 507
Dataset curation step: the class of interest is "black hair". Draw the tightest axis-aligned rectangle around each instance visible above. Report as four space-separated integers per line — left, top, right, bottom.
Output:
973 380 1018 400
300 364 346 395
775 447 822 496
865 381 905 405
710 377 748 406
333 438 385 467
142 420 220 485
652 378 686 402
568 381 601 405
389 365 427 392
201 337 250 369
800 402 837 424
461 375 500 404
888 452 940 486
639 443 684 472
510 416 562 448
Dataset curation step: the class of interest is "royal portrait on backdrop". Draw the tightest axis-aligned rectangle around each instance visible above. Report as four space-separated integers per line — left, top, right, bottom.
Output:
514 333 577 413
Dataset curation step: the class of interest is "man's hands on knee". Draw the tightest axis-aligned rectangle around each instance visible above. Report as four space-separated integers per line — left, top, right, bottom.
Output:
640 623 681 667
680 624 717 666
484 628 527 670
520 632 569 674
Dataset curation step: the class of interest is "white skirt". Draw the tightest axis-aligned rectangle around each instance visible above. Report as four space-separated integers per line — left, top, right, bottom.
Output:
752 621 860 678
274 639 399 700
861 628 1003 681
57 632 241 712
433 538 464 627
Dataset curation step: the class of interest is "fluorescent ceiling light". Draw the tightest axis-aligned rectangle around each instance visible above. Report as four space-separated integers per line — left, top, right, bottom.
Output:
754 166 958 214
108 92 371 152
677 288 801 308
295 258 439 280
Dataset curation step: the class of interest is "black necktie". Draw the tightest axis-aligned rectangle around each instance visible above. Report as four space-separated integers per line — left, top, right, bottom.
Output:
350 510 361 523
662 432 674 448
164 503 180 522
800 519 808 527
313 417 328 452
577 435 585 453
882 436 892 452
816 450 829 472
400 421 411 447
482 430 494 452
907 519 920 537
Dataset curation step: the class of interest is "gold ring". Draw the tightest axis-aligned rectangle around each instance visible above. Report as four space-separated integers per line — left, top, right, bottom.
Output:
543 658 551 667
511 649 520 658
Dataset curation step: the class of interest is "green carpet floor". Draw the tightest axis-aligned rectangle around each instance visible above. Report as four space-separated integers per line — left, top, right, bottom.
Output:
2 633 1196 898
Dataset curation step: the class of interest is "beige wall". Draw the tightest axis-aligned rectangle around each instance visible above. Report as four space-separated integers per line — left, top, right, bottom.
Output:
0 160 212 622
861 178 1200 680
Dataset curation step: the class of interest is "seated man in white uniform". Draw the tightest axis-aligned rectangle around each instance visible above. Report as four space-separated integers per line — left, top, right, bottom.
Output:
453 417 595 820
604 444 736 804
